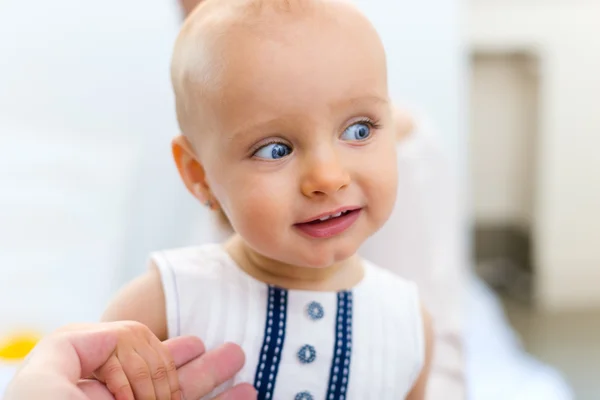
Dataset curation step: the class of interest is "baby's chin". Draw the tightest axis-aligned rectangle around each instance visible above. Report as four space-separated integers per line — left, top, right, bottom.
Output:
279 240 361 269
239 223 375 268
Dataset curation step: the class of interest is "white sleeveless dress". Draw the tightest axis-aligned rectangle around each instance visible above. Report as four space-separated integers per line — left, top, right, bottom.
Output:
152 244 424 400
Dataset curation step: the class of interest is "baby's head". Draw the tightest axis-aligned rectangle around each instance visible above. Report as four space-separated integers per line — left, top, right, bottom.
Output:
171 0 398 268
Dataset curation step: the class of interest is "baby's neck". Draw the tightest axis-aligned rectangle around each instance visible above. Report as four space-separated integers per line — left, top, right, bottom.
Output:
224 235 364 291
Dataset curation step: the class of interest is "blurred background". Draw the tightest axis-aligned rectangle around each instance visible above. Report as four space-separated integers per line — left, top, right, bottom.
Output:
0 0 598 398
468 2 600 398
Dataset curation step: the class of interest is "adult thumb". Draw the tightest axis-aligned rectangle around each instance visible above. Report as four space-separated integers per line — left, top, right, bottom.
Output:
25 323 120 383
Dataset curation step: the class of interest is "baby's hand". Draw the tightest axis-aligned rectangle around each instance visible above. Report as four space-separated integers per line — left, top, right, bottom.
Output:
92 321 180 400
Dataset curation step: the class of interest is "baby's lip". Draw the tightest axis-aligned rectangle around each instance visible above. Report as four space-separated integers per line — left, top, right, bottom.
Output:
296 206 362 224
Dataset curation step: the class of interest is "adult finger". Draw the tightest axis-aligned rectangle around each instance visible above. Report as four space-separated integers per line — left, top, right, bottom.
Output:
153 335 207 400
163 336 206 368
78 337 205 400
23 325 119 384
212 383 257 400
179 343 246 400
78 379 114 400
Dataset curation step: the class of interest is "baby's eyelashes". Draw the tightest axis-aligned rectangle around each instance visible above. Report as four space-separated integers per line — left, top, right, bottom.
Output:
251 118 380 161
341 122 372 141
253 142 293 160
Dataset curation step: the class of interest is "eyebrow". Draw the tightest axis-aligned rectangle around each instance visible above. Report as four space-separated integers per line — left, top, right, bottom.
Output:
335 94 388 109
225 94 388 143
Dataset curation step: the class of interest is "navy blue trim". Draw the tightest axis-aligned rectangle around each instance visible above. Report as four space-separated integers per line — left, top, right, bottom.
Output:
326 290 353 400
254 286 288 400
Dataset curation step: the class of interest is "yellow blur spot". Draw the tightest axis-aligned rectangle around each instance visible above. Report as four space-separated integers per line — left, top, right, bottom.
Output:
0 334 40 362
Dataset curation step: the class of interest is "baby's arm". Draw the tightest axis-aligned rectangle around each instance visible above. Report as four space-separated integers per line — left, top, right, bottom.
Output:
102 262 168 340
406 305 434 400
98 264 175 399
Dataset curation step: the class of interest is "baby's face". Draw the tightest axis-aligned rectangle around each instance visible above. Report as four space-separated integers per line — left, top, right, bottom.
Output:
188 6 398 268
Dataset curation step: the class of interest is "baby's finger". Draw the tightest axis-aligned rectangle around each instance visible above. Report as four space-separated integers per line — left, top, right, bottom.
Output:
121 350 157 399
94 354 135 400
147 334 180 400
135 339 174 400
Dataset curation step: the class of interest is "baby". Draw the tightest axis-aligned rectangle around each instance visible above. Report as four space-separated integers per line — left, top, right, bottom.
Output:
101 0 433 399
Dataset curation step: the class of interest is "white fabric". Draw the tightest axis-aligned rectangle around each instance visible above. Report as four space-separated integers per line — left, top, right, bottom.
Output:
466 278 574 400
152 244 424 400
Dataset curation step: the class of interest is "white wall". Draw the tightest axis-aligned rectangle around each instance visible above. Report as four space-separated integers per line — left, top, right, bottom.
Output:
352 0 467 168
0 0 466 337
469 0 600 311
470 53 537 228
0 0 203 336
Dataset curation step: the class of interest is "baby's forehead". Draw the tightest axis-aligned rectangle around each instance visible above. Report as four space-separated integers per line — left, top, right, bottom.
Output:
182 0 325 40
173 0 370 82
172 0 386 139
188 0 326 22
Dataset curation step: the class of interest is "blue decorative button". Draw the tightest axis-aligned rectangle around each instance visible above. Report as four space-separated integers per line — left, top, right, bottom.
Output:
295 391 314 400
306 301 324 320
297 344 317 364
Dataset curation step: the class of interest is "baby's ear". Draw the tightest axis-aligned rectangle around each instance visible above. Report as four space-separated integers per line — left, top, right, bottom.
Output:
172 135 212 205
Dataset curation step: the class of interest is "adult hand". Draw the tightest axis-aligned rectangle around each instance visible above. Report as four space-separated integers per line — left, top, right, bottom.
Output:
4 322 256 400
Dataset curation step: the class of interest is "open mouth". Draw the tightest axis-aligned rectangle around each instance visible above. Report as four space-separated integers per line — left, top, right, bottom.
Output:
307 210 353 224
295 208 362 238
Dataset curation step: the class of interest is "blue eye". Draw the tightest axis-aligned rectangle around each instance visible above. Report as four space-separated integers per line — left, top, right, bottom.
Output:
254 142 292 160
341 122 372 141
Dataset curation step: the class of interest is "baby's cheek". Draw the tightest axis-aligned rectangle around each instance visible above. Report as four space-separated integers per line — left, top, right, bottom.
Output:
369 161 398 223
231 190 285 241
